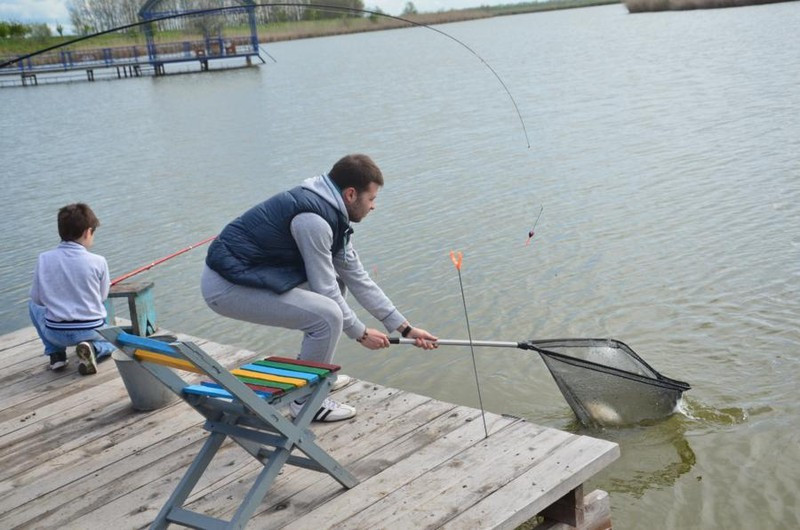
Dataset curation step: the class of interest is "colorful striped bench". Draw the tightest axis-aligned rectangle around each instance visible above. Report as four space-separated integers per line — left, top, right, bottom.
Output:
99 327 357 530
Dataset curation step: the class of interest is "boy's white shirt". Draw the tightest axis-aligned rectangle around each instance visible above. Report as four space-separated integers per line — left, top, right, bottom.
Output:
30 241 110 323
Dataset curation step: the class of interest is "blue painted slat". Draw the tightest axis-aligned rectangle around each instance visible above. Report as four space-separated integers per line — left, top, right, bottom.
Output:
183 383 273 400
239 363 319 383
183 385 233 399
200 381 275 399
117 331 179 356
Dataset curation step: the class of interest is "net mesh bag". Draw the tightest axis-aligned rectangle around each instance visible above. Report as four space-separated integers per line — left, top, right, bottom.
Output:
523 339 690 427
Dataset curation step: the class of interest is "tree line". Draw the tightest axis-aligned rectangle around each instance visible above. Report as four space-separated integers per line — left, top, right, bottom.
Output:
0 21 62 39
1 1 421 40
65 0 384 36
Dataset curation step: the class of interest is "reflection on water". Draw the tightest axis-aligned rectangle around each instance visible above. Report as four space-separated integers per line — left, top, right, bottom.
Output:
591 415 698 499
577 399 750 500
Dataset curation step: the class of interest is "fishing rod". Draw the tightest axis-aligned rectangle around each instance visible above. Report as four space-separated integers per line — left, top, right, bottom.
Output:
0 3 530 148
111 235 216 286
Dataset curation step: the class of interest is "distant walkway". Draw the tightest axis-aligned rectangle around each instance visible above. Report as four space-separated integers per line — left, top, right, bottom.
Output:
0 36 261 87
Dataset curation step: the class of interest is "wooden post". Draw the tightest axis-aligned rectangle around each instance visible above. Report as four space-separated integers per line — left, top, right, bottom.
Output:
536 488 613 530
542 485 584 527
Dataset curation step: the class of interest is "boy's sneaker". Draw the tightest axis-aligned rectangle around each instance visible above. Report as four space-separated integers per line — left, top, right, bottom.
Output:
49 351 68 371
76 342 98 376
331 374 352 391
289 397 356 422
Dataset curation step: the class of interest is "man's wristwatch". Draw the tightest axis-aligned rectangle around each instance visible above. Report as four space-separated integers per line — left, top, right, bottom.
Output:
357 329 369 343
400 324 413 338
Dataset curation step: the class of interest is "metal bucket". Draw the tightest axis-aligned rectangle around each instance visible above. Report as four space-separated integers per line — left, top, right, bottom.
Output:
112 350 176 411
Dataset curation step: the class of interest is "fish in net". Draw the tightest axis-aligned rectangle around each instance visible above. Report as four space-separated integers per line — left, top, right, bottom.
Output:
522 339 690 427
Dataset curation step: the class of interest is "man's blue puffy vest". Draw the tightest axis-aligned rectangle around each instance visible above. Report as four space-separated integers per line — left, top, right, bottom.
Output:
206 186 351 293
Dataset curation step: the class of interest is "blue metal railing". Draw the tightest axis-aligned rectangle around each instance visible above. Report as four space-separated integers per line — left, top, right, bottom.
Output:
0 37 255 74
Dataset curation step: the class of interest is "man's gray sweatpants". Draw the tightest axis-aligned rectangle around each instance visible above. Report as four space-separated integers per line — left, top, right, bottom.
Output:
200 266 344 364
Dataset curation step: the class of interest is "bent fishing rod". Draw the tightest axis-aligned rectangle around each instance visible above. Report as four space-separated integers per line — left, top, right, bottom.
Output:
111 235 216 286
0 3 530 148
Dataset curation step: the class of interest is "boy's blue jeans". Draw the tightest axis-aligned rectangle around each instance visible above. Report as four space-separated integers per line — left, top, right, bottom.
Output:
28 301 115 359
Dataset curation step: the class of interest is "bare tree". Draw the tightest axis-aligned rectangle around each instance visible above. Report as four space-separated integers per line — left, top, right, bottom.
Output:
67 0 142 34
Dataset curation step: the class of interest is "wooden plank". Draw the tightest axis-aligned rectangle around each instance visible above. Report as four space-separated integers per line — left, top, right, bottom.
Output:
57 382 416 528
253 359 331 376
326 420 567 529
440 436 620 530
238 362 320 382
285 412 525 529
0 361 122 418
182 384 429 514
207 395 475 526
134 349 202 373
0 340 241 469
0 326 207 419
230 368 307 387
0 327 39 356
0 327 620 530
0 410 206 526
0 340 271 527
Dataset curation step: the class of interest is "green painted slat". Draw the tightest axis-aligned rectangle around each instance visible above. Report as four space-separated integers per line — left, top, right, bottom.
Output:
253 359 330 376
234 374 296 390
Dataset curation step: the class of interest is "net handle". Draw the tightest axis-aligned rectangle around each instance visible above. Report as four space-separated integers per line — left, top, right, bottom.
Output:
389 337 527 349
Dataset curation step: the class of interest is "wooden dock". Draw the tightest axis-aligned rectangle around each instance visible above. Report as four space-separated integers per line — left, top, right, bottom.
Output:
0 326 619 529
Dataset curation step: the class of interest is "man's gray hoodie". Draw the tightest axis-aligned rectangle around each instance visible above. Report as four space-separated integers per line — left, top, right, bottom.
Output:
291 174 407 340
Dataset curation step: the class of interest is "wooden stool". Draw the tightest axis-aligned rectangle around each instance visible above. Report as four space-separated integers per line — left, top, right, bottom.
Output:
105 281 157 336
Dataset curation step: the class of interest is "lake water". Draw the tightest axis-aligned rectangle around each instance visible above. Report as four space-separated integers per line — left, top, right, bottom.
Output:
2 3 799 528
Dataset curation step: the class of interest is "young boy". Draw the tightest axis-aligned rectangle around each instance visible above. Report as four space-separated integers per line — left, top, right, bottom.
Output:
29 203 115 375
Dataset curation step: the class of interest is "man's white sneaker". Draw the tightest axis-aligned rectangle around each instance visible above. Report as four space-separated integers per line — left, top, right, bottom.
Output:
76 342 98 376
331 374 352 391
290 397 356 422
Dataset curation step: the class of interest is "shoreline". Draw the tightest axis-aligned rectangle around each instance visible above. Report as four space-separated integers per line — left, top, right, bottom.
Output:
1 1 619 57
624 0 795 11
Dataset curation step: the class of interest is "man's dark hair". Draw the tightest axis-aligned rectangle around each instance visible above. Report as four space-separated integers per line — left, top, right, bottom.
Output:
328 154 384 192
58 203 100 242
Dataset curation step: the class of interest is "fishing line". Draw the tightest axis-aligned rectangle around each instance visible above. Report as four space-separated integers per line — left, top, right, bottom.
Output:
1 3 530 148
525 204 543 246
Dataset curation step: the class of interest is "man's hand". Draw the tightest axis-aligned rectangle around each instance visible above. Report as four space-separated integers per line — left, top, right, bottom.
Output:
407 327 438 350
357 327 390 350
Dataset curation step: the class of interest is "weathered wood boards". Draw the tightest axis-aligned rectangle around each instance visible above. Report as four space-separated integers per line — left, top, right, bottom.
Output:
0 327 619 529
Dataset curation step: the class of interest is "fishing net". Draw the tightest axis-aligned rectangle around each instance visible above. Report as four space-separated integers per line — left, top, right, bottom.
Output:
521 339 690 427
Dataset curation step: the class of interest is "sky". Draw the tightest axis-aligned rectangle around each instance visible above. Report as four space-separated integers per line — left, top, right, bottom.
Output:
0 1 529 31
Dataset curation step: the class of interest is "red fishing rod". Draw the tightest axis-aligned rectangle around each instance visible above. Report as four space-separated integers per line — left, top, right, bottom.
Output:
111 235 216 286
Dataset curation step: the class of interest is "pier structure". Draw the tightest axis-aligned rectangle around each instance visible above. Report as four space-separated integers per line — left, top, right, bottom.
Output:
0 1 262 88
0 325 619 528
139 0 261 74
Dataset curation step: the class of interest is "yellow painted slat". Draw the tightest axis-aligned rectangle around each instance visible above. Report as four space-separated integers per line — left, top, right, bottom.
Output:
133 349 202 374
231 368 307 387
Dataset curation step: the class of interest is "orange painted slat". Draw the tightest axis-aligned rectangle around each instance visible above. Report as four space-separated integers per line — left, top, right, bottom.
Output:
133 349 202 373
